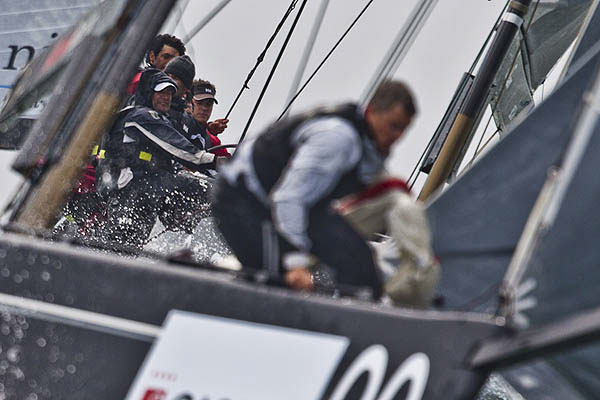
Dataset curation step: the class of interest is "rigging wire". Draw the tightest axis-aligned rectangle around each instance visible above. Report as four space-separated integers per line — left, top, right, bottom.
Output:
224 0 299 120
360 0 439 106
407 0 508 189
283 0 331 118
468 1 510 75
238 0 309 143
183 0 232 44
465 109 496 169
174 0 196 59
407 133 436 190
276 0 377 121
463 0 542 162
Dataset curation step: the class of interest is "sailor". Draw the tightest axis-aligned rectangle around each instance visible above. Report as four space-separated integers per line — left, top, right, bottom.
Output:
211 80 416 297
61 34 188 235
188 79 230 157
163 55 196 135
160 58 222 230
127 34 186 95
96 69 217 248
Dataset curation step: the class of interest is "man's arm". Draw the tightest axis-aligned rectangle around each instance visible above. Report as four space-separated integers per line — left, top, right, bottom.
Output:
270 117 362 269
123 109 217 171
207 118 229 135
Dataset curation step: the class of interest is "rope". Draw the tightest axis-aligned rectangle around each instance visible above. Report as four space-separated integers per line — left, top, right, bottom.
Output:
224 0 299 120
238 0 309 143
277 0 377 121
207 143 238 152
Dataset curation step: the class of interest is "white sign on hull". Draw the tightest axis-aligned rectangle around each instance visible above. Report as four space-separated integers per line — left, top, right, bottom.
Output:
126 311 350 400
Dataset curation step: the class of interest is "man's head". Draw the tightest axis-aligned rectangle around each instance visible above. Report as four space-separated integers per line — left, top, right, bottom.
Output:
150 72 177 114
164 55 195 97
365 80 416 156
191 79 218 124
146 34 186 70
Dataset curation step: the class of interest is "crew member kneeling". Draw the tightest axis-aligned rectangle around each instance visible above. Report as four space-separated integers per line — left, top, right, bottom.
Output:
212 80 416 298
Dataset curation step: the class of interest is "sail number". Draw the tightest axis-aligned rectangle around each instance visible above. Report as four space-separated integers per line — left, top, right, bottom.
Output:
330 345 429 400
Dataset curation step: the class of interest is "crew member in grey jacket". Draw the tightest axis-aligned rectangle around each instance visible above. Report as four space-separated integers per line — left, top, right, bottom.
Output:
212 80 416 297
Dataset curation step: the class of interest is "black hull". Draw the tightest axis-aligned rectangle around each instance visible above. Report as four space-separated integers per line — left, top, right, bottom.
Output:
0 233 504 399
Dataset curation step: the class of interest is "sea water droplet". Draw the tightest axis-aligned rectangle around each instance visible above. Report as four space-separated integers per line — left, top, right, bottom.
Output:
66 364 76 374
0 268 9 278
41 255 50 265
9 366 25 380
12 275 22 284
1 325 9 335
36 338 46 348
7 346 21 363
13 328 23 340
26 393 38 400
40 271 51 281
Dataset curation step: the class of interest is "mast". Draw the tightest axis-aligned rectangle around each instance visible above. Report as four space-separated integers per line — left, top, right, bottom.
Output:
10 0 177 230
418 0 532 201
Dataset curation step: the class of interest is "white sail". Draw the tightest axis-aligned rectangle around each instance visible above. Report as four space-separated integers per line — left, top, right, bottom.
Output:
0 0 102 104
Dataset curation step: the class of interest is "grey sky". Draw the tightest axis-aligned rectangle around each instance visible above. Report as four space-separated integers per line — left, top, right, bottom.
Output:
0 0 507 206
175 0 505 185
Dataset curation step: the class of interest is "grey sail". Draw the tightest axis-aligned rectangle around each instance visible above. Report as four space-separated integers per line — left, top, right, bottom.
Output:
426 41 600 313
566 0 600 70
501 8 600 397
490 0 592 132
428 4 600 398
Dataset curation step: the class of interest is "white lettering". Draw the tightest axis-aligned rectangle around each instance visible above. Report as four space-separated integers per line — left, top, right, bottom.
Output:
329 346 430 400
377 353 429 400
330 344 388 400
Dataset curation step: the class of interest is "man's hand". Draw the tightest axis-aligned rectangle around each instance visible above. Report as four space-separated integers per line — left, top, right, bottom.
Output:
285 267 314 291
208 118 229 135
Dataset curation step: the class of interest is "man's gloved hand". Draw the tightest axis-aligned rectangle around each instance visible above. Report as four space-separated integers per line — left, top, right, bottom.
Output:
207 118 229 135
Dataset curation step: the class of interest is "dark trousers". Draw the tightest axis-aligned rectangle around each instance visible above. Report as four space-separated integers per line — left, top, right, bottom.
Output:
211 177 382 295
